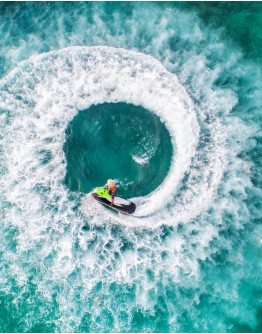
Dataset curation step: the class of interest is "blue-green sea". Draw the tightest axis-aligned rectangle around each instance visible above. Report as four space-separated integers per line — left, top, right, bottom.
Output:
0 2 261 332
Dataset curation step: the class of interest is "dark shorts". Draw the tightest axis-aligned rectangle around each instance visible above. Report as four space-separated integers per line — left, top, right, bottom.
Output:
109 191 116 199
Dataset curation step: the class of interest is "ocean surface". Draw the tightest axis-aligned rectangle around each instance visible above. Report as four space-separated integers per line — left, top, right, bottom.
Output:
0 2 261 332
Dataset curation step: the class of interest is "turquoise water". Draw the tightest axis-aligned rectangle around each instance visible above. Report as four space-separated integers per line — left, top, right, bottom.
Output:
64 102 173 197
0 2 261 332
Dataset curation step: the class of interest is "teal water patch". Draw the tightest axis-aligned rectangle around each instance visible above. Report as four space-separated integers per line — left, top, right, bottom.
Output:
177 2 262 64
64 102 173 197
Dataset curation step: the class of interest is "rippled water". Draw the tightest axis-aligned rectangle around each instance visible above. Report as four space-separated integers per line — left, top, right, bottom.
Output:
0 2 261 332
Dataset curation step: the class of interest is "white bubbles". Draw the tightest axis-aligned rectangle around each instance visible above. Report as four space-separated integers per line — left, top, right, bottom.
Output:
0 47 234 326
0 46 228 229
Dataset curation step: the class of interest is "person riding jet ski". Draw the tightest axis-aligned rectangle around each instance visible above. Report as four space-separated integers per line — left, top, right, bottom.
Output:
105 179 117 206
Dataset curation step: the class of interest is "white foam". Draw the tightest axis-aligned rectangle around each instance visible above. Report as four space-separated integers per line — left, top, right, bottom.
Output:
132 155 149 165
0 46 231 229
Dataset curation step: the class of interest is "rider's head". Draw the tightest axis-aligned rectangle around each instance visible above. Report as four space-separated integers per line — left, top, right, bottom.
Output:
107 179 113 185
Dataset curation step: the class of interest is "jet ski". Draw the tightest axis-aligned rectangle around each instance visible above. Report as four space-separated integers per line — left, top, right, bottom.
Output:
92 187 136 215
